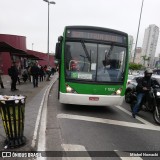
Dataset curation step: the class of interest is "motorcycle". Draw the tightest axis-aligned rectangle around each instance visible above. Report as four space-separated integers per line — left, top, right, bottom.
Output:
152 87 160 124
130 86 160 125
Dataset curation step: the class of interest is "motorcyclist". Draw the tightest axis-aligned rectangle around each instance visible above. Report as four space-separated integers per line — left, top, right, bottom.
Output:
132 68 156 118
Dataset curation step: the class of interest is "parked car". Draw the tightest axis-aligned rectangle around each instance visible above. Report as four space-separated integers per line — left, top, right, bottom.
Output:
125 75 160 103
153 69 160 75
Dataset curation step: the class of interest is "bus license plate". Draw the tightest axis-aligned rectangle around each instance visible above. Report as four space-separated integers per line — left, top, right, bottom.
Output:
89 97 99 101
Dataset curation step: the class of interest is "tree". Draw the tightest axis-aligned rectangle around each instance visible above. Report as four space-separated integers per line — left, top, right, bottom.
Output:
129 62 143 70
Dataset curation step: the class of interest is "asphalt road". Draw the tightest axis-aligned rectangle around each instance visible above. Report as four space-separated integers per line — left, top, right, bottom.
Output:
46 81 160 160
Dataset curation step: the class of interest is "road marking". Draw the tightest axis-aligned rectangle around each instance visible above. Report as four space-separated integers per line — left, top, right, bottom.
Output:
61 145 143 160
115 105 154 126
62 144 92 160
31 87 48 149
37 75 58 148
57 113 160 131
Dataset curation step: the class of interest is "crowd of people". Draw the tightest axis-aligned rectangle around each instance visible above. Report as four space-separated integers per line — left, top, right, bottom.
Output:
6 62 56 91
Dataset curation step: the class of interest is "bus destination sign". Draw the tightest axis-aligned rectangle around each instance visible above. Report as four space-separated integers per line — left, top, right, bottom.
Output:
66 29 126 44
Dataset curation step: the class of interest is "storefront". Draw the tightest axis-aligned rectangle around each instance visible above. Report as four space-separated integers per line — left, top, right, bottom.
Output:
0 34 55 75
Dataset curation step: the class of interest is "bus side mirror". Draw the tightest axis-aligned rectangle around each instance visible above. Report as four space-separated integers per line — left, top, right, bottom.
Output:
55 36 63 60
55 42 61 60
58 36 63 42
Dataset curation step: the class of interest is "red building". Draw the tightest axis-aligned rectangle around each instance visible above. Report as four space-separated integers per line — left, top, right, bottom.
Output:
0 34 55 75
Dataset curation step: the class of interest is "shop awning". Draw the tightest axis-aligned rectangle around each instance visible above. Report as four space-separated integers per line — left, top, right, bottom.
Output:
0 42 27 55
24 54 43 60
0 42 42 60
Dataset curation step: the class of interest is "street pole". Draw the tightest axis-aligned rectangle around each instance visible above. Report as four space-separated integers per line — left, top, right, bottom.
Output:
32 43 34 50
47 2 50 66
133 0 144 63
43 0 56 66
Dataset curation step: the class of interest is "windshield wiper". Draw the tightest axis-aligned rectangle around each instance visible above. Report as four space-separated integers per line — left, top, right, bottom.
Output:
81 41 91 62
102 44 114 68
105 44 114 61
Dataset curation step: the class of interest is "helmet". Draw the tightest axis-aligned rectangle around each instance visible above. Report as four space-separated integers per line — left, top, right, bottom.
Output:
144 69 153 74
144 68 153 79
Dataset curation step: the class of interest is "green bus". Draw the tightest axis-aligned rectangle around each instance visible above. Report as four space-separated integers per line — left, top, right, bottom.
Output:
55 26 129 106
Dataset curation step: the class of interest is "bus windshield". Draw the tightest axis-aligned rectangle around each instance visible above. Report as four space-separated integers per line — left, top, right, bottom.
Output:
65 41 126 83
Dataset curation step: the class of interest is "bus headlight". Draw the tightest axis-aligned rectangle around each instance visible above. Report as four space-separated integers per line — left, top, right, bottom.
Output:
112 88 122 95
116 89 121 95
66 84 77 93
157 92 160 96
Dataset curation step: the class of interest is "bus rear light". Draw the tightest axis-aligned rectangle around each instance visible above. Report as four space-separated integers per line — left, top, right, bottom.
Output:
66 84 77 93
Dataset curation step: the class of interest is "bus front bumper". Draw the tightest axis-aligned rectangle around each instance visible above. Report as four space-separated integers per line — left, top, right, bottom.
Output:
59 92 124 106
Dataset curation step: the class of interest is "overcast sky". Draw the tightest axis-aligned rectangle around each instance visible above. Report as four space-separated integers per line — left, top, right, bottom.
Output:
0 0 160 55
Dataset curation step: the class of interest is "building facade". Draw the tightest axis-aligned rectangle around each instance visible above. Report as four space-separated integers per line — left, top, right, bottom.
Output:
128 35 134 60
142 24 159 68
134 47 142 64
0 34 55 75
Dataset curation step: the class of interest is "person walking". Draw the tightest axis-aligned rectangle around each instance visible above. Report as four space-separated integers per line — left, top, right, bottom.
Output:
8 62 19 91
51 67 56 75
17 63 21 84
46 65 51 81
30 62 40 87
39 65 44 82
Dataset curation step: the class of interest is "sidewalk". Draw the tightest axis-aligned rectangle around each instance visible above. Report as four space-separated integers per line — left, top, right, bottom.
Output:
0 74 58 154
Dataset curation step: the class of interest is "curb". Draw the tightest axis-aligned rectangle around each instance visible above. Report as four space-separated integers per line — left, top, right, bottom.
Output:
31 74 58 151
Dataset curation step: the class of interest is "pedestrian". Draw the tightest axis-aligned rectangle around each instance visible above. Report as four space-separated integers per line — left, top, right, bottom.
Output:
0 69 4 89
56 65 59 72
17 76 21 85
46 65 51 81
8 62 19 91
51 67 56 75
22 68 28 82
30 62 40 87
43 65 47 78
17 63 21 84
27 66 32 82
132 69 156 118
39 65 44 82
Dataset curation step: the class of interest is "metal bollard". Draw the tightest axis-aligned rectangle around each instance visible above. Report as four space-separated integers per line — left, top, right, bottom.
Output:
0 96 26 149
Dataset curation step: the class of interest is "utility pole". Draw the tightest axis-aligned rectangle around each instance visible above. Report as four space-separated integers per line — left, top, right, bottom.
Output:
133 0 144 63
43 0 56 66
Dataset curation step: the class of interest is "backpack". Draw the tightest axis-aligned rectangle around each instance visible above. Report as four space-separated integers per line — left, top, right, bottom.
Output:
8 68 12 76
